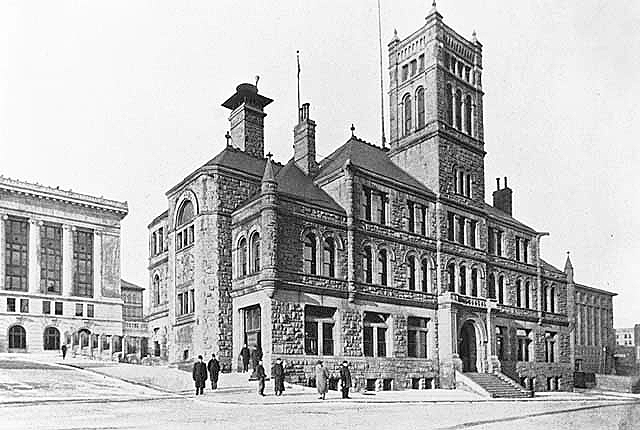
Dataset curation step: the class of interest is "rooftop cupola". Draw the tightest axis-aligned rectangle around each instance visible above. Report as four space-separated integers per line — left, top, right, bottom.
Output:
293 103 317 175
222 82 273 158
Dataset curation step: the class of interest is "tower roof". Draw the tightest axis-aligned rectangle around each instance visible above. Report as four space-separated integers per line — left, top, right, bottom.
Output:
222 83 273 111
262 154 277 184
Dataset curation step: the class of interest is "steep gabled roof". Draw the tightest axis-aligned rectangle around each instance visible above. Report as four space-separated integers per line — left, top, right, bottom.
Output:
316 137 435 197
482 202 537 233
121 279 145 291
203 146 282 178
275 160 344 213
540 259 566 275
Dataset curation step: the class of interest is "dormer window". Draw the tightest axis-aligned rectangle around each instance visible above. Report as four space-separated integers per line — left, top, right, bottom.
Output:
176 200 195 251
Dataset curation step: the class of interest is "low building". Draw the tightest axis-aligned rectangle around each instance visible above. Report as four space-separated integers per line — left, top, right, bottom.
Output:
616 327 636 347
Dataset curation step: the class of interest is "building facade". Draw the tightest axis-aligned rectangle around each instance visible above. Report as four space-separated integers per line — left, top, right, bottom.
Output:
0 175 143 359
616 327 636 347
147 6 615 391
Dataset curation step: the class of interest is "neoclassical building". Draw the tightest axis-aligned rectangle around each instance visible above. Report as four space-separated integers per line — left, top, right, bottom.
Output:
146 6 614 393
0 176 146 359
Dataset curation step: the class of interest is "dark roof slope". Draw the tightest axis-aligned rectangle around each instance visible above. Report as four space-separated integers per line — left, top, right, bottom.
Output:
121 279 145 291
316 137 435 197
203 146 282 178
483 203 536 233
540 259 565 275
575 283 617 296
275 160 344 213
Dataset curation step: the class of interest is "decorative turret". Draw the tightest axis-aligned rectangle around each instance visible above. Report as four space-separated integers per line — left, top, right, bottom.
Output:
261 153 278 194
260 153 278 299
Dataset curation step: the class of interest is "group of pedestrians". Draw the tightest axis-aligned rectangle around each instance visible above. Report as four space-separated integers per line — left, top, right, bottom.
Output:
192 353 220 395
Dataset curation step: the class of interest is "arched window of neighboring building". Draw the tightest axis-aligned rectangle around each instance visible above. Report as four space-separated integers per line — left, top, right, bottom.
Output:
421 258 430 292
516 280 523 308
176 199 195 250
407 255 417 291
459 265 467 295
471 268 479 297
498 275 505 304
465 95 472 135
323 237 336 278
403 94 412 135
238 237 247 277
524 281 531 309
447 262 456 292
363 245 373 284
250 233 261 273
303 233 317 275
416 88 425 129
177 200 194 226
8 325 26 350
446 84 454 125
43 327 60 351
455 90 462 130
378 249 389 286
153 274 161 306
488 273 496 299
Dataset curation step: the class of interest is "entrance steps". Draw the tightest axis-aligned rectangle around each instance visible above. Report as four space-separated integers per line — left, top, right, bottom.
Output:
456 371 532 398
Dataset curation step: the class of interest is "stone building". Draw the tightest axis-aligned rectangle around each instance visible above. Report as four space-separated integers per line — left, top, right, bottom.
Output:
615 327 637 347
146 6 615 392
0 176 136 358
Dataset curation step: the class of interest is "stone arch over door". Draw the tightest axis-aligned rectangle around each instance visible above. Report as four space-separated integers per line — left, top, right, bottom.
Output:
43 326 61 350
457 314 488 373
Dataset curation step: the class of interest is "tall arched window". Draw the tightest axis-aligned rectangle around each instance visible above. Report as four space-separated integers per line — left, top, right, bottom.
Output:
516 280 522 307
488 273 496 299
446 84 453 125
403 94 412 135
303 233 317 275
459 265 467 295
176 200 195 250
421 258 430 292
498 276 505 304
251 233 261 273
455 90 462 130
549 286 556 313
238 238 247 277
416 88 425 129
323 237 336 278
524 281 531 309
378 249 389 286
9 325 26 349
471 268 479 296
177 200 194 226
153 274 161 306
407 255 417 291
43 327 60 350
464 95 472 135
363 246 373 283
447 263 455 292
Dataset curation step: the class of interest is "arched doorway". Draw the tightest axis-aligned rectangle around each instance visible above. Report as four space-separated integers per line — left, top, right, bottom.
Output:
8 325 27 350
459 321 477 372
78 329 91 348
43 327 60 350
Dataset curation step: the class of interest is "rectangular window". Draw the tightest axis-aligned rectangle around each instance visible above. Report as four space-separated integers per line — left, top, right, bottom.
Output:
42 300 51 314
189 289 195 313
496 230 503 256
55 301 63 315
488 228 495 254
362 187 372 221
73 229 93 297
364 312 388 357
176 232 183 251
305 306 335 356
408 202 415 233
75 303 83 317
158 228 164 253
322 322 334 356
523 239 529 263
87 304 94 318
516 329 531 362
177 293 183 316
40 223 63 294
5 217 29 291
363 326 374 357
418 54 425 71
402 64 409 81
469 221 476 247
447 212 455 241
375 192 388 225
304 320 318 355
496 326 506 360
377 327 387 357
7 297 16 312
410 59 417 76
20 298 28 313
408 317 429 358
515 237 521 261
457 216 465 245
545 332 557 363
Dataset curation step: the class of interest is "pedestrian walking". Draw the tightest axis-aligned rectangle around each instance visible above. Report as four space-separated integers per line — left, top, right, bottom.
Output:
339 360 352 399
256 359 266 396
272 357 285 396
315 360 330 400
240 343 250 373
207 353 220 390
192 355 208 395
61 344 67 360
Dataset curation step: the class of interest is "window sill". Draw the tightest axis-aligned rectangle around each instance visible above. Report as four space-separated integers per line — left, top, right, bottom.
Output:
175 244 194 253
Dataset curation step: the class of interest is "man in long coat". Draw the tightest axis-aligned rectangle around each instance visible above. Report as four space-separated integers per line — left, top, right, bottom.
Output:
339 360 352 399
315 360 330 400
240 343 250 373
207 353 220 390
255 359 266 396
192 355 207 395
271 357 285 396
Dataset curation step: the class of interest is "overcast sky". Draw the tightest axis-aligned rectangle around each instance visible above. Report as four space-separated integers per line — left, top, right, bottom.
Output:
1 1 638 326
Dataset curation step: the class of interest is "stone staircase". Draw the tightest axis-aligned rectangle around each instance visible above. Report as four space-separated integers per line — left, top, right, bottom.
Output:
460 372 532 398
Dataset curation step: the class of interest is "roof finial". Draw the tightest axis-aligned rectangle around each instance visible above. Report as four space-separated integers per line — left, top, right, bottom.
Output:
350 124 356 137
255 75 260 90
225 131 231 147
472 30 478 43
266 151 273 159
431 0 437 12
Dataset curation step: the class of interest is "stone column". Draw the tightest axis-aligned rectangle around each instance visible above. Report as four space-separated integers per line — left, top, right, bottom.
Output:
0 214 5 288
93 230 102 299
343 161 356 303
62 225 74 296
28 219 41 294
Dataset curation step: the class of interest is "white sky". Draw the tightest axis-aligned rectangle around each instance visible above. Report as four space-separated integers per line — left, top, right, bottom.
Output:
1 1 638 326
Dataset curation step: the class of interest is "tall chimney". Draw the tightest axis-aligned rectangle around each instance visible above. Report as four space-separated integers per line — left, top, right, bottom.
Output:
493 176 513 216
293 103 317 175
222 83 273 158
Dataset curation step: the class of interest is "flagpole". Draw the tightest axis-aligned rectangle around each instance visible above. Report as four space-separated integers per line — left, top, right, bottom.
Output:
377 0 387 148
297 50 301 120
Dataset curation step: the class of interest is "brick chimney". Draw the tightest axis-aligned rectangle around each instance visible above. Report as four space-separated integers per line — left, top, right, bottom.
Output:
222 83 273 158
492 176 513 216
293 103 317 175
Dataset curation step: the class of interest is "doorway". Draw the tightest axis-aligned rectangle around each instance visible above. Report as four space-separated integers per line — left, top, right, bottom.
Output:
459 321 477 372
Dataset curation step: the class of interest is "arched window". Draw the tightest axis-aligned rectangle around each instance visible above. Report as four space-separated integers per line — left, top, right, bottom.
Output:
8 325 26 349
407 255 417 291
363 246 373 283
251 233 261 273
488 273 496 299
323 237 336 278
238 238 247 277
455 90 462 130
459 265 467 295
516 280 522 307
446 84 454 125
421 258 430 292
524 281 531 309
403 94 412 135
303 233 317 275
471 268 479 297
176 200 195 250
498 276 505 304
153 274 161 306
378 249 389 286
43 327 60 350
464 95 472 135
447 263 455 292
416 88 425 129
549 286 556 313
177 200 194 226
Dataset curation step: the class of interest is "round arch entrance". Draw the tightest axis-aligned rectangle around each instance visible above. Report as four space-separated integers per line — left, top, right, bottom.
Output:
459 320 478 372
43 327 60 350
